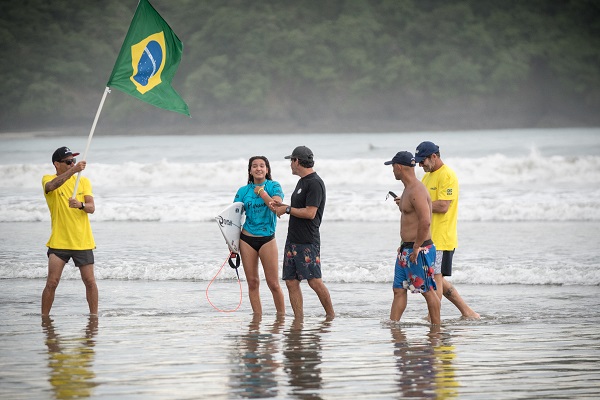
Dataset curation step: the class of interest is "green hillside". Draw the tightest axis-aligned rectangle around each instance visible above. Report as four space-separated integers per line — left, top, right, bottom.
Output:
1 0 599 133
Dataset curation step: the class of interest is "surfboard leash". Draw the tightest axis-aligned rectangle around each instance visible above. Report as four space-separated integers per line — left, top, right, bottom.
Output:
228 252 241 275
205 252 243 313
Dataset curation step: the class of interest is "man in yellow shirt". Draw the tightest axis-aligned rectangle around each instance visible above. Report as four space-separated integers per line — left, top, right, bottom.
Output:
41 146 98 316
415 141 479 319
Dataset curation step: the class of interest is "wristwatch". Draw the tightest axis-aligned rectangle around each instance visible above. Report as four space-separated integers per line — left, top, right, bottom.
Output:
285 206 291 215
79 202 85 210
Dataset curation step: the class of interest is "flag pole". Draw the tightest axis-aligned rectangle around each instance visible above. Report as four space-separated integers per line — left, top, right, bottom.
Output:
72 86 111 198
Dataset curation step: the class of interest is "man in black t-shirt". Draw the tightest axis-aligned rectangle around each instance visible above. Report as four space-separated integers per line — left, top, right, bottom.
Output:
272 146 335 318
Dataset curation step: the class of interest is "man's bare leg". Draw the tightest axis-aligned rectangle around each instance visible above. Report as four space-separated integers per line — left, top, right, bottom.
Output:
41 254 66 316
425 273 443 322
307 278 335 318
442 277 480 319
423 290 441 325
285 279 304 318
390 288 407 321
79 264 98 315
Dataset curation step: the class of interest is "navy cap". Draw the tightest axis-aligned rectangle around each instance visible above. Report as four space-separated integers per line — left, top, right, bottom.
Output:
284 145 314 161
414 141 439 162
52 146 80 163
384 151 416 167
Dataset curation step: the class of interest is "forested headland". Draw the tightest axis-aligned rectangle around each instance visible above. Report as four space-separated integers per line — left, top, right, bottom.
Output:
1 0 599 134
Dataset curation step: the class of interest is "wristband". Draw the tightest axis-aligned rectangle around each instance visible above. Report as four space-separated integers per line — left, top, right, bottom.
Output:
257 187 264 196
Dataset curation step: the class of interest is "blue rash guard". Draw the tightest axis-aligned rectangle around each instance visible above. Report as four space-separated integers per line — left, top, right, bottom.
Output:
234 180 284 237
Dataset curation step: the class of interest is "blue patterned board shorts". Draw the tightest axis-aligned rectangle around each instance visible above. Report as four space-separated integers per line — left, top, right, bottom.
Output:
393 240 437 293
282 240 322 281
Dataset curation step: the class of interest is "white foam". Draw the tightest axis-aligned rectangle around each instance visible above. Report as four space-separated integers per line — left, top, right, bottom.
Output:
2 150 598 222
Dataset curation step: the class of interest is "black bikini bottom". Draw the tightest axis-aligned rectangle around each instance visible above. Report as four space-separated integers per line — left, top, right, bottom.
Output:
240 232 275 252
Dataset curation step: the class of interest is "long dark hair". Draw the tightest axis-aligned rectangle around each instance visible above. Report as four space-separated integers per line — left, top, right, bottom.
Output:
247 156 272 183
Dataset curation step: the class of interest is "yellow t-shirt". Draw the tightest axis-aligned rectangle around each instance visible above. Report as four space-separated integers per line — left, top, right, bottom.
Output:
421 164 458 250
42 174 95 250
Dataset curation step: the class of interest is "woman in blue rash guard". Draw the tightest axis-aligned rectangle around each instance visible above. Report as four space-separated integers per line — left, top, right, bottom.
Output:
234 156 285 315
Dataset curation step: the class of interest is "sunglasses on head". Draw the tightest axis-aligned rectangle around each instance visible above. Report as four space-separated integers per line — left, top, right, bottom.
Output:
59 158 76 165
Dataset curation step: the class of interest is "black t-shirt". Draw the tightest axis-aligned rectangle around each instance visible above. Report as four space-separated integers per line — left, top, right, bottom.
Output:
288 172 326 244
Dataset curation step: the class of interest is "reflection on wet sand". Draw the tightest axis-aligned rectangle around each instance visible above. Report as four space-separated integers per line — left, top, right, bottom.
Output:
390 326 458 399
42 316 98 399
283 317 331 399
229 314 285 398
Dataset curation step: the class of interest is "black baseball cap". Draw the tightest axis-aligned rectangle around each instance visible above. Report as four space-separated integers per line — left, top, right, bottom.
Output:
383 151 416 167
284 146 314 161
52 146 80 163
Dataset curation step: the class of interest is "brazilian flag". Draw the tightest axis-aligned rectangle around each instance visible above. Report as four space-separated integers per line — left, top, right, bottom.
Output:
107 0 190 116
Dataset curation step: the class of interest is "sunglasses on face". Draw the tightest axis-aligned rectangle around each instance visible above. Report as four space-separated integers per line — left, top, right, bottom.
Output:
60 158 76 165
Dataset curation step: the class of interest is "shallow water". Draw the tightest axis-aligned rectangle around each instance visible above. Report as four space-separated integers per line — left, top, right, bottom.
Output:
1 280 599 399
1 128 599 398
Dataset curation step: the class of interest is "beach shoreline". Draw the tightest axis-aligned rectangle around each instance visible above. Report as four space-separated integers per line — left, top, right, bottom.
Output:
2 116 598 139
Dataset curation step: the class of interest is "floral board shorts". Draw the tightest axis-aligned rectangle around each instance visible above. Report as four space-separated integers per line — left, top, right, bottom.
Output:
282 241 322 281
393 240 437 293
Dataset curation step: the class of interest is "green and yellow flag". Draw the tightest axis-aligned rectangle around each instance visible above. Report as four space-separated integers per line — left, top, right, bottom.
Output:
107 0 190 116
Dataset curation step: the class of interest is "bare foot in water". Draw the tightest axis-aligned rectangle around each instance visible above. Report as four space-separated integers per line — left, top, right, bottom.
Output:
424 311 480 321
460 311 480 320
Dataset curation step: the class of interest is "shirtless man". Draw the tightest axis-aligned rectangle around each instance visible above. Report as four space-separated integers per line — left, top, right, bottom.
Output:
384 151 441 325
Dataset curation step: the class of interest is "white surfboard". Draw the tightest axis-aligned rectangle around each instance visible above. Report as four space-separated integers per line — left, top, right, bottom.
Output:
215 202 244 254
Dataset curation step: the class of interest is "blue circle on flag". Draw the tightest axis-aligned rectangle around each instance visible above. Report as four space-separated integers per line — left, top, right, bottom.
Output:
133 41 163 86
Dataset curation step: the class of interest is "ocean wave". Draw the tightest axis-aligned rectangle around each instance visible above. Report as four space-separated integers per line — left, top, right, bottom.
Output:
2 151 600 189
5 257 599 285
2 189 598 222
1 151 599 222
2 218 597 285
